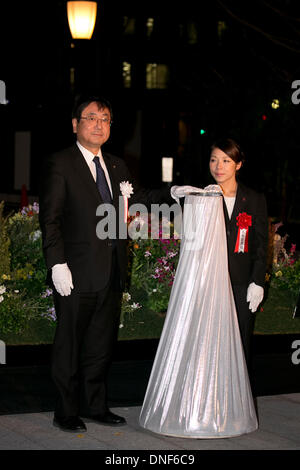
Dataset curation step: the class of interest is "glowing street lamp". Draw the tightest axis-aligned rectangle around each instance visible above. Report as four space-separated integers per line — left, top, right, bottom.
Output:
67 1 97 39
271 99 280 109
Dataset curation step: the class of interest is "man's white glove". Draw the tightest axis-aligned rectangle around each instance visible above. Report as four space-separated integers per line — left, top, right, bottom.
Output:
247 282 264 313
52 263 74 296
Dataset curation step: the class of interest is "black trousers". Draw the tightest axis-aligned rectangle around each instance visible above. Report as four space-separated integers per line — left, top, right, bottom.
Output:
51 250 122 417
231 284 256 369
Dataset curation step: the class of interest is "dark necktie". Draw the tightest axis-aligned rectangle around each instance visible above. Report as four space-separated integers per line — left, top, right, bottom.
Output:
93 156 112 203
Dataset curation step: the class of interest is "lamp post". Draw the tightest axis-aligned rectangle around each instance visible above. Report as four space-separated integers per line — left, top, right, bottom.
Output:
67 1 97 40
67 1 98 94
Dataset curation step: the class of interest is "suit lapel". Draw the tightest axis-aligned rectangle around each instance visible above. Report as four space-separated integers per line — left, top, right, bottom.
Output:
222 197 230 229
234 184 248 217
103 152 121 207
223 184 249 253
72 145 101 203
228 183 247 228
72 145 122 208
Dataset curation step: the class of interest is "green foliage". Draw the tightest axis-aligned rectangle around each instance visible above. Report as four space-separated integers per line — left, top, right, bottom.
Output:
0 287 40 334
0 203 54 335
129 215 180 313
0 203 298 338
271 260 300 298
0 203 149 335
0 201 11 279
268 222 299 300
119 292 142 328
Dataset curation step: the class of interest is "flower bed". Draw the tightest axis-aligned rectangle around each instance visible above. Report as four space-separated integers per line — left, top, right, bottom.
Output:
0 203 179 336
0 201 299 343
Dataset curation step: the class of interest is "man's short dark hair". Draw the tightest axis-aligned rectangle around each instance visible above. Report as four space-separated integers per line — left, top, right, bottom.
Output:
72 95 113 122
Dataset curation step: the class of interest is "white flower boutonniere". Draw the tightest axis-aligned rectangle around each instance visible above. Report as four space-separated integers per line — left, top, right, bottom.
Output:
120 181 134 198
120 181 134 222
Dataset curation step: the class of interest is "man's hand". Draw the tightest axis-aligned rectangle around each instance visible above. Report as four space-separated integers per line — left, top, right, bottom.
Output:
52 263 74 296
247 282 264 313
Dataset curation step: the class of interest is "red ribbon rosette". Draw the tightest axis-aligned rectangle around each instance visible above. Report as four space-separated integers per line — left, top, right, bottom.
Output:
234 212 252 253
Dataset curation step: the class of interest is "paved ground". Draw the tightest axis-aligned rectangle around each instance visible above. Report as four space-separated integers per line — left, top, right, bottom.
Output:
0 393 299 451
1 337 299 456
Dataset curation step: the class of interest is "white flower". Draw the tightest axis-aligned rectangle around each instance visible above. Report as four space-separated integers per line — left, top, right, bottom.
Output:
123 292 131 302
144 251 152 257
120 181 134 198
0 295 4 303
167 250 178 258
30 230 41 241
0 285 6 295
131 302 141 309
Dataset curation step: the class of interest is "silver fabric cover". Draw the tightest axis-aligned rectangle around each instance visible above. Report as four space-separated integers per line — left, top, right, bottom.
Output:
139 188 258 438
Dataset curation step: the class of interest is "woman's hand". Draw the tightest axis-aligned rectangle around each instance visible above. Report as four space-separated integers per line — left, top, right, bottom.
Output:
247 282 264 312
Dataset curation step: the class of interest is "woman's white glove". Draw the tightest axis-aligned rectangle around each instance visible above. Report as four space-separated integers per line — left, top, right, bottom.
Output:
247 282 264 313
170 185 205 204
52 263 74 296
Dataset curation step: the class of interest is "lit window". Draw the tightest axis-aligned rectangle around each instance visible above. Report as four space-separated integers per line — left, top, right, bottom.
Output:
187 22 198 44
122 62 132 88
217 21 227 39
123 16 135 35
162 157 173 183
146 64 169 89
70 67 75 90
146 17 154 37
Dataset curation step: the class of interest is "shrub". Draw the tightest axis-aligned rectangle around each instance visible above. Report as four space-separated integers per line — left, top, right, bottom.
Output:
129 214 180 313
268 221 299 299
0 202 54 334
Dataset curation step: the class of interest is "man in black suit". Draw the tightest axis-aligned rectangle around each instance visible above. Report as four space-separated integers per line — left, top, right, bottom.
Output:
39 96 170 432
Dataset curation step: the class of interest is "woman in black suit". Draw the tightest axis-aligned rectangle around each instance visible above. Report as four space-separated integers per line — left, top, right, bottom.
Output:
209 138 268 367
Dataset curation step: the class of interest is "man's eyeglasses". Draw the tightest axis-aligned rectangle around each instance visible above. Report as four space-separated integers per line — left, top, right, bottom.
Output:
80 116 112 126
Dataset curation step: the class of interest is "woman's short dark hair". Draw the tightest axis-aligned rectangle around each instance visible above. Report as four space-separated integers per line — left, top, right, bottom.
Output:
72 95 113 122
211 138 245 164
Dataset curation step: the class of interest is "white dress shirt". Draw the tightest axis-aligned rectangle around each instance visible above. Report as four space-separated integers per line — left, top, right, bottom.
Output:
76 141 113 197
224 196 235 219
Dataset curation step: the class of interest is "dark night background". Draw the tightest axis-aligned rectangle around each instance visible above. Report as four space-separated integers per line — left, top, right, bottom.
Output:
0 0 300 240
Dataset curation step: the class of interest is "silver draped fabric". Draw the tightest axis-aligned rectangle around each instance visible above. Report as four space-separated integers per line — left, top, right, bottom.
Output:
139 189 258 438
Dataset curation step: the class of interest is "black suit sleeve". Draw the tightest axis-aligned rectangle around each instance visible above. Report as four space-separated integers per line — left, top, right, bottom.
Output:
39 155 67 270
250 192 268 287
